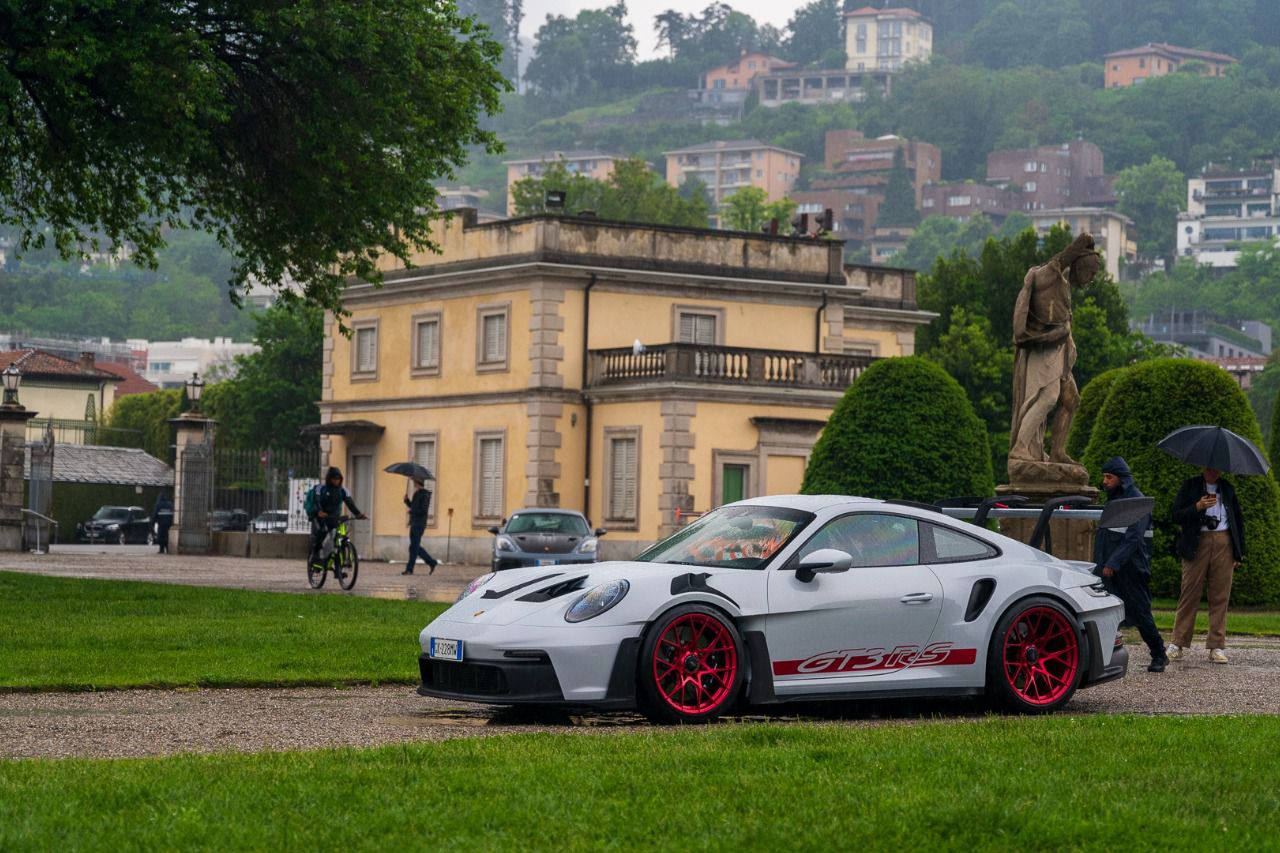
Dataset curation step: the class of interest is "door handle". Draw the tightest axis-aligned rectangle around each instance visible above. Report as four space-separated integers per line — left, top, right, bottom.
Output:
900 592 934 604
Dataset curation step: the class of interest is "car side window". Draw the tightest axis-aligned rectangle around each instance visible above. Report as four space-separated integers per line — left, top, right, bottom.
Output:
922 522 999 564
797 513 919 567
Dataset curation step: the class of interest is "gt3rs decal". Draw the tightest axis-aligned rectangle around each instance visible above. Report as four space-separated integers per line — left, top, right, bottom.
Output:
772 642 977 676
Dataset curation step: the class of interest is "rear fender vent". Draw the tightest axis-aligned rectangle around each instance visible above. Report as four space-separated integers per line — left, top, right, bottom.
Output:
517 575 588 603
965 578 997 622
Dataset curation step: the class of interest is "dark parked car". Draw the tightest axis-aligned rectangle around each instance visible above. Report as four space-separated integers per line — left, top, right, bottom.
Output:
77 506 153 545
210 509 250 532
487 508 606 571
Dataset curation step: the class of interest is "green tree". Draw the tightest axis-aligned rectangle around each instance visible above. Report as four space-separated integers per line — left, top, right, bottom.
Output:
876 148 920 227
213 305 324 452
921 306 1014 474
2 0 508 319
1114 156 1186 262
719 187 769 232
102 389 184 461
1065 366 1128 461
802 357 994 502
525 3 636 94
1082 359 1280 605
510 159 708 227
783 0 844 67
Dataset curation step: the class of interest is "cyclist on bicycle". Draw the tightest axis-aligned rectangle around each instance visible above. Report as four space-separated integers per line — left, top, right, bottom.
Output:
306 467 366 565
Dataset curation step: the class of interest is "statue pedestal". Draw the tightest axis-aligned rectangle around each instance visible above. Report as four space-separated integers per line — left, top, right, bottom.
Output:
995 483 1101 563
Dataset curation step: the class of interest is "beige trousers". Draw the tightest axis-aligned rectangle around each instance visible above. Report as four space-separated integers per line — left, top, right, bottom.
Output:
1172 530 1235 650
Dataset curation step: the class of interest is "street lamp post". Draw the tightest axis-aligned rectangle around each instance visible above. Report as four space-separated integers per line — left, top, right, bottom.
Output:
185 372 205 414
1 364 20 407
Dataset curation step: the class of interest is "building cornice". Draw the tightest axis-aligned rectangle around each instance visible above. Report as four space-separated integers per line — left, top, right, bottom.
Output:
343 261 918 313
319 387 583 414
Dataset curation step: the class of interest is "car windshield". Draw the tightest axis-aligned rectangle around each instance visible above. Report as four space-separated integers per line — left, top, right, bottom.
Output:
93 508 130 522
505 513 592 536
636 505 814 570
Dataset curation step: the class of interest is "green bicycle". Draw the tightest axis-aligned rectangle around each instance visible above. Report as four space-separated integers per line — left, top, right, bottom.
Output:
307 516 360 590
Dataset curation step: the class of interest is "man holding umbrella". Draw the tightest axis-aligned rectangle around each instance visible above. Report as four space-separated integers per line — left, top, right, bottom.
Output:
385 461 438 576
1159 425 1261 665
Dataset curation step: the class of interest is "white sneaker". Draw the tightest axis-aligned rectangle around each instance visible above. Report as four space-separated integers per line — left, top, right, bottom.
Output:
1209 649 1228 664
1165 644 1184 661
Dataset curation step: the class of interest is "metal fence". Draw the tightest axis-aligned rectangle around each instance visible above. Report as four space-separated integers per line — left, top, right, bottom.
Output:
25 423 55 548
24 417 145 449
211 447 321 532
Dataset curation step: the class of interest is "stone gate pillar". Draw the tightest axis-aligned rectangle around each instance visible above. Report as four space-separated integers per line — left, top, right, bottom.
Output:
0 401 38 552
168 412 216 554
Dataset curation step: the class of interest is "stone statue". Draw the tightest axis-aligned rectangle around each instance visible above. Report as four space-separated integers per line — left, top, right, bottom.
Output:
1007 232 1102 489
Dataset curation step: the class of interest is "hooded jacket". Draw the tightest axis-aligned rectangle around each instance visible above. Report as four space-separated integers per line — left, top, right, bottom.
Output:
1092 456 1152 576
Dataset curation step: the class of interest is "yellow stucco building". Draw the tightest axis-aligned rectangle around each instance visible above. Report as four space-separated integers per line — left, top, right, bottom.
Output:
320 213 933 562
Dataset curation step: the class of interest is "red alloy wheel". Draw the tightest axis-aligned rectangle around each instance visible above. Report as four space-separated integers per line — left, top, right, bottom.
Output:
1000 605 1080 706
651 611 739 715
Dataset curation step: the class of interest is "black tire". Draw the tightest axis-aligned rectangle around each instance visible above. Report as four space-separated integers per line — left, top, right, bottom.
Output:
986 595 1083 714
638 603 745 724
336 542 359 590
307 555 327 589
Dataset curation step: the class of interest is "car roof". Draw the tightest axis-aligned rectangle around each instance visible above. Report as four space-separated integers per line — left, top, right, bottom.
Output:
735 494 883 511
508 508 588 517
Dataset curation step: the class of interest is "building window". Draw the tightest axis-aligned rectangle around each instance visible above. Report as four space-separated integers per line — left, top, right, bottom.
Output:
409 433 438 525
674 306 723 345
352 320 378 379
1024 161 1038 173
476 303 510 372
713 450 757 507
412 312 441 376
604 427 640 526
1025 182 1037 192
947 195 971 207
1138 58 1145 68
922 198 935 208
473 431 505 522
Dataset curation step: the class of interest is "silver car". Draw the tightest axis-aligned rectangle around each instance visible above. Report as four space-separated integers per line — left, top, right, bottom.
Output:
487 509 606 571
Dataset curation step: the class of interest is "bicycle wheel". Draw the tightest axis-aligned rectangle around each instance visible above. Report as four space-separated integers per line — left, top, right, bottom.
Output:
337 541 359 590
307 554 327 589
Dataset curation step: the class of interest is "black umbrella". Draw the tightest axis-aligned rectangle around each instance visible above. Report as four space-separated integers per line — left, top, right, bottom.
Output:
384 461 435 480
1156 425 1270 475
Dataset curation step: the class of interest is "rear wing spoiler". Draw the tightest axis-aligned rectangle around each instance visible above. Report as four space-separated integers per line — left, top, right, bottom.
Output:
893 495 1155 557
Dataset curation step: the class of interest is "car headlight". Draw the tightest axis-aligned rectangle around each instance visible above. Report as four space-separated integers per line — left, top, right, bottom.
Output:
575 537 599 555
495 535 517 552
456 572 495 602
565 579 629 623
105 524 120 531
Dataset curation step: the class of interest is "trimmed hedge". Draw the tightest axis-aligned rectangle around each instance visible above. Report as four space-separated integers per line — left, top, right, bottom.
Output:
1065 366 1128 461
802 357 994 502
1081 359 1280 605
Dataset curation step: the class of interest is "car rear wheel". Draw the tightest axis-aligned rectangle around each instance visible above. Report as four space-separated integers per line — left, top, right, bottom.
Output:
987 595 1082 714
638 604 744 724
307 556 327 589
336 542 359 591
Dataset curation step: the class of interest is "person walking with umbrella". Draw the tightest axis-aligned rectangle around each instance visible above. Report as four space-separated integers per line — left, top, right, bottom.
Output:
1158 426 1261 665
386 462 438 576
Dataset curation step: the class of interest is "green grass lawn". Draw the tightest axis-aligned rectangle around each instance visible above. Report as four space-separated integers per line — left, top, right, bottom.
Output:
2 716 1279 850
1150 598 1280 637
0 572 447 691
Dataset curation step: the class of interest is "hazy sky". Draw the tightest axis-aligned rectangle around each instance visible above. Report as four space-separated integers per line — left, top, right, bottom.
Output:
520 0 803 61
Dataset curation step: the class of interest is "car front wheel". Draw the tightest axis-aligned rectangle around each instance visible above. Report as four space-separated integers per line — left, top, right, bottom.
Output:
638 604 744 724
987 595 1082 714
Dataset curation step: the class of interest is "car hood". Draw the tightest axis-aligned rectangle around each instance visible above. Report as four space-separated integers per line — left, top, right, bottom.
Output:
438 561 752 627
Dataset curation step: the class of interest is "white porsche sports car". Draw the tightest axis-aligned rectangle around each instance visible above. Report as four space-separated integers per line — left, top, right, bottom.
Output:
418 495 1128 723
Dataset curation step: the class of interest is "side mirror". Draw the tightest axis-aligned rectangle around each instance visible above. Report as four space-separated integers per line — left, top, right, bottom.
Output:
486 526 500 536
594 528 608 537
794 548 854 583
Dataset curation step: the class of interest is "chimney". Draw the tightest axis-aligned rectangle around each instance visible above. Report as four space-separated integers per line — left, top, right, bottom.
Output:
79 351 95 370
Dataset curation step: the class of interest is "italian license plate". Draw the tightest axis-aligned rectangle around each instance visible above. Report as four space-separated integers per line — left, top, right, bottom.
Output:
429 637 463 661
536 559 557 566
